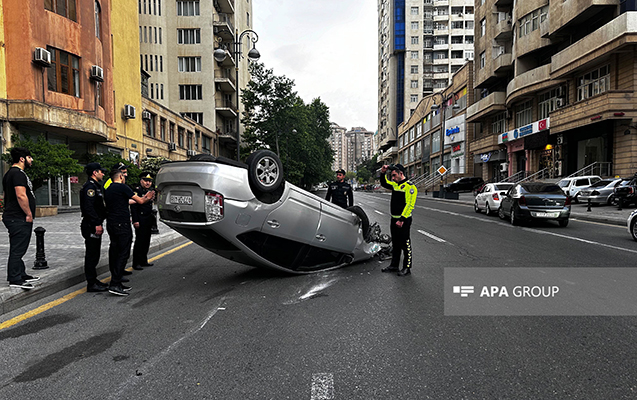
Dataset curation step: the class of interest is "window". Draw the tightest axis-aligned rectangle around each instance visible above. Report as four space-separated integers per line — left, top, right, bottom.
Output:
44 0 77 22
138 0 142 13
178 127 185 147
155 55 158 71
169 122 175 142
410 80 418 88
410 65 418 74
492 112 506 134
539 86 566 119
411 7 419 15
178 29 201 44
480 19 486 37
144 27 147 43
411 51 419 59
150 83 154 98
515 100 533 128
144 54 148 70
187 132 193 150
411 94 418 103
577 65 610 101
160 118 167 141
145 112 156 137
160 56 163 72
451 21 464 29
178 56 202 72
95 1 101 39
181 112 203 124
465 36 474 44
465 21 474 30
154 27 157 43
411 22 419 30
480 52 485 69
139 27 142 43
519 6 548 37
47 46 80 98
177 0 199 16
202 135 211 154
160 84 164 99
159 28 162 44
150 55 153 71
411 36 419 45
158 0 161 15
179 84 202 100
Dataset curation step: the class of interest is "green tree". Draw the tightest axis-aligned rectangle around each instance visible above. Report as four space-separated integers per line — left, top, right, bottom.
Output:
140 156 171 178
241 62 334 189
86 153 142 184
356 154 381 183
2 134 83 190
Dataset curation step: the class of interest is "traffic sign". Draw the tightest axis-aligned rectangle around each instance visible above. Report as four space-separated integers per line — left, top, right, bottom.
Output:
437 166 448 176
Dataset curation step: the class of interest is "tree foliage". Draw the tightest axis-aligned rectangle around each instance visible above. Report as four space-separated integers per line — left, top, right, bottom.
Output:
2 134 83 190
356 154 381 183
241 62 334 189
86 153 142 184
140 156 171 178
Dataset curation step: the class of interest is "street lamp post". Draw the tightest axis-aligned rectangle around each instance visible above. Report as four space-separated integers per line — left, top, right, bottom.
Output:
214 29 261 162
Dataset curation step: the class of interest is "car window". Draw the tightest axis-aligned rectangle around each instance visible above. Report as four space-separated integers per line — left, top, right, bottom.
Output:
520 183 562 193
557 180 569 188
591 180 612 188
590 177 601 184
494 184 514 191
575 179 588 186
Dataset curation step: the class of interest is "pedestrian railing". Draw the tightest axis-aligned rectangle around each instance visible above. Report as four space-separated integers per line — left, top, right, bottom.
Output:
411 172 430 186
518 168 550 183
567 162 613 178
500 170 528 183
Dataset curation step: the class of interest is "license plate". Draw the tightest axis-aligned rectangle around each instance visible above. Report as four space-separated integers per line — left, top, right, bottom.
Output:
169 195 192 205
533 212 559 218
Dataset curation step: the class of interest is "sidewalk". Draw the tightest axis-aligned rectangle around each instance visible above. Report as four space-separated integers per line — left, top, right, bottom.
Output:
0 211 187 316
417 190 634 226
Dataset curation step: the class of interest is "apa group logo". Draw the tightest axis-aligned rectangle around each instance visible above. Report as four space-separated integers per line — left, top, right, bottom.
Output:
452 285 560 298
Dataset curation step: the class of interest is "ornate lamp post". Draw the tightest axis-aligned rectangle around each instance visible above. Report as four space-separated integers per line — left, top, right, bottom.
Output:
213 29 261 161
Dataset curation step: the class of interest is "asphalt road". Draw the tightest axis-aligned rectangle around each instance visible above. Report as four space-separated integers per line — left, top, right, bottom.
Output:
2 192 637 399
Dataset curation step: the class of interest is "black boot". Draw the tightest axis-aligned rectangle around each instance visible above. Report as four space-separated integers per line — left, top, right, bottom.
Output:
397 268 411 276
381 265 399 273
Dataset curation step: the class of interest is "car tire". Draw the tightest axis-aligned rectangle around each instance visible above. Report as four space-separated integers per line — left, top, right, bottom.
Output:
510 207 519 226
607 195 615 206
558 219 569 227
347 206 370 241
631 218 637 242
498 206 505 220
474 201 481 213
247 150 284 193
486 203 492 216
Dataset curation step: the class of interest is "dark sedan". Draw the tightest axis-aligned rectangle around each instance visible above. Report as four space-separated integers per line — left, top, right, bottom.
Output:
498 183 571 227
443 177 485 193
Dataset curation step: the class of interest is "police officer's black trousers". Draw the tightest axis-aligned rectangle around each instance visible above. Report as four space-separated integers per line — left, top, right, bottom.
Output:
81 220 102 284
133 216 153 266
389 217 412 269
106 222 133 286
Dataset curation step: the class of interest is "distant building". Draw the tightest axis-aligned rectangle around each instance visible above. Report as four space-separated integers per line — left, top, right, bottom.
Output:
345 127 374 172
329 122 348 171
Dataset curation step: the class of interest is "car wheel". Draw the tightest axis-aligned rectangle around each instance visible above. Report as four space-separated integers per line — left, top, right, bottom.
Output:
247 150 284 193
572 193 579 204
607 195 615 206
347 206 371 241
631 218 637 242
510 207 518 226
558 219 569 227
474 201 481 213
486 203 492 216
498 206 505 220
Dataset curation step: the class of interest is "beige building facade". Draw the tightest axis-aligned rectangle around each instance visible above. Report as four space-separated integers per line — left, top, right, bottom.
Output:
468 1 637 182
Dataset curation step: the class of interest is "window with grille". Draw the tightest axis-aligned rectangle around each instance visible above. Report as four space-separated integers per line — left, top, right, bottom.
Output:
178 57 201 72
577 65 610 101
515 100 533 128
179 85 202 100
492 112 506 134
177 0 199 16
178 29 201 44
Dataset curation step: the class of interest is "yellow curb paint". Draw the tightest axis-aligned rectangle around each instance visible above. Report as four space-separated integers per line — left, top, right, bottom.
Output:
0 241 193 331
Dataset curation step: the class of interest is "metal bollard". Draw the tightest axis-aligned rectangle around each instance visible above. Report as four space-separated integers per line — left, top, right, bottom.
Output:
587 199 592 212
150 209 160 235
33 226 49 269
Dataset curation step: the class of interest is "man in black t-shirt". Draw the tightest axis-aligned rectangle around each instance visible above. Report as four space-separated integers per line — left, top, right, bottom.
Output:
2 147 39 290
104 169 155 296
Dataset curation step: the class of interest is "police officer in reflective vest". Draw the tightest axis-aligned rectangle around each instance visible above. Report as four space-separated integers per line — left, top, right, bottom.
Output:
80 163 109 292
131 172 155 270
325 168 353 209
379 164 417 276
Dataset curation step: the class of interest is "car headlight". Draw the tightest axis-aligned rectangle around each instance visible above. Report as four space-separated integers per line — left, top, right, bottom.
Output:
205 191 224 222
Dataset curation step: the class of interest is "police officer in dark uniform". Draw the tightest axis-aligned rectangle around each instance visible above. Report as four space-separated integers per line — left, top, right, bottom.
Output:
131 172 155 270
325 168 353 208
80 163 109 292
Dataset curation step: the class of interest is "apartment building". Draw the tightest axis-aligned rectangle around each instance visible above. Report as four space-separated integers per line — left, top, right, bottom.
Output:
345 127 375 172
138 0 252 157
0 0 116 205
468 0 637 181
329 122 348 171
378 0 475 162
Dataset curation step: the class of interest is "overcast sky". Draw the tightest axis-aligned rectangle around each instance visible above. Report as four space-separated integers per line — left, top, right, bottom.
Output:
253 0 378 132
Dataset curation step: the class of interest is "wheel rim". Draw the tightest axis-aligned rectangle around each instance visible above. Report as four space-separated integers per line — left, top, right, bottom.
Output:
474 202 479 211
256 156 280 187
486 204 491 214
510 208 515 224
632 220 637 239
499 207 504 218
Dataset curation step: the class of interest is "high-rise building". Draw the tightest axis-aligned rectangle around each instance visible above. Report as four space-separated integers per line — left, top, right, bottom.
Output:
345 127 374 172
378 0 474 162
329 122 348 171
468 1 637 181
138 0 252 158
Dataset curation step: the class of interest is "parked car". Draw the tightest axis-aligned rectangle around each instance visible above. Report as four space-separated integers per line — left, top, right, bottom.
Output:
628 209 637 241
614 172 637 207
577 178 626 205
474 183 515 215
556 175 602 202
155 151 389 274
498 182 571 227
444 176 485 193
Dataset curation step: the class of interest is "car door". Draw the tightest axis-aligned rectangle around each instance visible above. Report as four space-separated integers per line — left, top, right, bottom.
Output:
500 186 514 216
572 178 590 197
313 203 359 253
262 186 320 245
477 185 490 209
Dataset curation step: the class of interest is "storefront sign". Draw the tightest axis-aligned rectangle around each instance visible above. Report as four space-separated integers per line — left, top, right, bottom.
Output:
70 176 79 184
498 118 550 144
451 142 464 159
443 114 466 145
480 152 492 162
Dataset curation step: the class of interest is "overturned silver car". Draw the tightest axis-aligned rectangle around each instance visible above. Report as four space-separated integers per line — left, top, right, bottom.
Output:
155 150 390 273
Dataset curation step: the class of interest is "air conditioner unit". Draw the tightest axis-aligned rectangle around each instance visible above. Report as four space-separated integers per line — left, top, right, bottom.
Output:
33 47 52 67
500 162 509 172
168 142 177 151
123 104 136 119
142 110 152 120
187 150 197 157
556 98 565 108
90 65 104 82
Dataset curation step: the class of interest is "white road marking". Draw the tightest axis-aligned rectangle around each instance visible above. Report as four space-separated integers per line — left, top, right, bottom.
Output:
311 373 334 400
418 230 447 243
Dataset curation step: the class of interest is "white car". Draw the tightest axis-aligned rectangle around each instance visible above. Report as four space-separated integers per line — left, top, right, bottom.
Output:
628 209 637 241
557 175 602 201
474 183 515 215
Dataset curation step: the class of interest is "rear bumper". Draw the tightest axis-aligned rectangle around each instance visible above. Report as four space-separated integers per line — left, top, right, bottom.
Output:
515 206 571 221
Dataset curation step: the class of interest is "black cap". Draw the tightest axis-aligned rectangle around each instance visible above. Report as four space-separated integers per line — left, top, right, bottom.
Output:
85 162 107 175
112 162 128 171
336 169 346 175
389 164 406 173
140 172 153 181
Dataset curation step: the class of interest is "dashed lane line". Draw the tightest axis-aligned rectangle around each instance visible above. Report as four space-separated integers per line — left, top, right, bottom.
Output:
418 230 447 243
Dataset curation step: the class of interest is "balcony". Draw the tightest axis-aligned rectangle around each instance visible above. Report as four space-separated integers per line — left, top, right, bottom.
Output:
213 13 234 39
380 146 398 160
214 69 236 92
433 72 449 79
214 95 237 118
466 91 507 122
549 0 618 37
493 53 513 74
494 18 512 41
433 43 449 50
214 0 235 14
507 64 552 104
494 0 513 6
434 14 449 22
551 12 637 78
433 58 449 65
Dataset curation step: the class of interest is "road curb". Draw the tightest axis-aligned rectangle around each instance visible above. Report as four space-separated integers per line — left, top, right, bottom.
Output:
0 234 189 317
